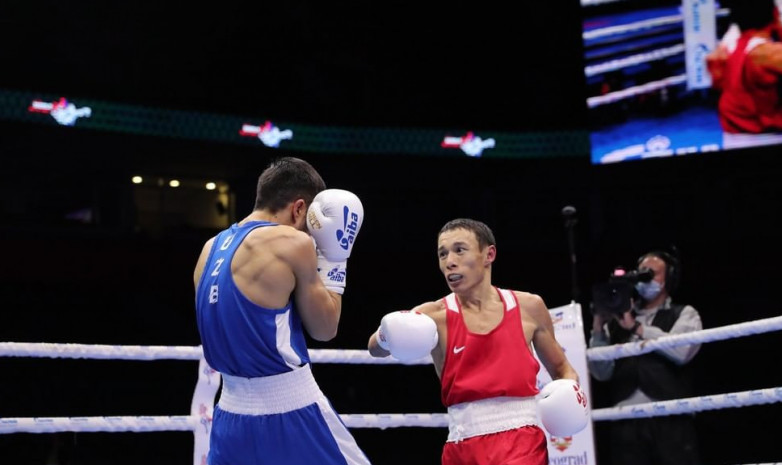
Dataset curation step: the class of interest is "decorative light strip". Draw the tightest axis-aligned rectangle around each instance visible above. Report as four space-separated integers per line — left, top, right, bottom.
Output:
0 87 588 159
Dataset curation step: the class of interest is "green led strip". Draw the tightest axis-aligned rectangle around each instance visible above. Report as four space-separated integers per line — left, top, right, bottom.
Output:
1 87 589 158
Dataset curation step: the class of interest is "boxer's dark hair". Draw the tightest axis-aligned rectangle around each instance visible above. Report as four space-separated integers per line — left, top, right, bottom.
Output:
255 157 326 212
729 0 776 31
439 218 496 250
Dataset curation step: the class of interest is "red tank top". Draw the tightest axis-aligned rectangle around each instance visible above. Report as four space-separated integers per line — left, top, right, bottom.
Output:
440 287 541 407
719 33 782 134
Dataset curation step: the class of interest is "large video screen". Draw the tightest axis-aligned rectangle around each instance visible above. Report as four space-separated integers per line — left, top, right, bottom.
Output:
582 0 782 164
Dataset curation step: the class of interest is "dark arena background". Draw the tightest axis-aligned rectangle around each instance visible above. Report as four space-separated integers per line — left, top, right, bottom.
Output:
1 1 781 464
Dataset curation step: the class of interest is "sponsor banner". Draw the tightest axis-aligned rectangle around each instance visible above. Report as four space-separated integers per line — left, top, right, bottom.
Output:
536 302 597 465
683 0 717 89
191 356 221 465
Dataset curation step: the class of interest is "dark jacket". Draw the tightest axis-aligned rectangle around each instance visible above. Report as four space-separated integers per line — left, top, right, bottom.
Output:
607 304 693 403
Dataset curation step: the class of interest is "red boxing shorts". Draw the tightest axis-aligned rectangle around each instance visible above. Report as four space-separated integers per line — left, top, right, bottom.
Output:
442 425 548 465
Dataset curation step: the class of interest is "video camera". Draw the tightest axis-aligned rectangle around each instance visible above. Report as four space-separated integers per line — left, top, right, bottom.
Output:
591 267 654 316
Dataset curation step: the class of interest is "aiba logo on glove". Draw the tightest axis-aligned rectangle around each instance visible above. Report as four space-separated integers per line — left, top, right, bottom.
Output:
336 206 360 251
327 266 347 283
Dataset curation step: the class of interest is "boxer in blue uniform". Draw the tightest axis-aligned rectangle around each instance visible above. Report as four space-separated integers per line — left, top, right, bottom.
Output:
194 157 369 465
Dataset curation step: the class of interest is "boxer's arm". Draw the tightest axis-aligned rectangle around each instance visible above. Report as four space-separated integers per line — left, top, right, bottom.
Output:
750 43 782 74
286 230 342 341
522 292 579 382
706 44 730 90
193 237 215 289
524 291 589 436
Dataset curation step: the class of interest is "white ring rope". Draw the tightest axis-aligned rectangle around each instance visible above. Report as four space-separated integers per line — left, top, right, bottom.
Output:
587 315 782 361
1 316 780 364
0 416 196 434
587 74 687 108
582 9 729 41
0 413 451 433
341 413 448 429
2 385 781 434
584 14 685 41
585 43 685 77
0 342 202 360
581 0 627 7
1 316 780 435
591 387 782 421
310 349 431 365
0 343 432 364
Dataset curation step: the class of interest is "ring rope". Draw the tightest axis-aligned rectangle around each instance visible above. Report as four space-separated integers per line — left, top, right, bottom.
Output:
341 413 448 429
2 385 781 434
587 315 782 361
583 15 684 41
585 44 685 77
2 318 781 434
312 349 430 364
0 343 431 364
591 386 782 421
587 74 687 108
581 0 629 8
582 9 729 41
1 316 780 364
0 413 452 433
0 416 196 434
0 342 202 360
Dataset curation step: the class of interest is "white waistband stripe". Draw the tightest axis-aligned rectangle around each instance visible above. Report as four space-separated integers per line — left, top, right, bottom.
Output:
447 396 539 442
218 364 323 415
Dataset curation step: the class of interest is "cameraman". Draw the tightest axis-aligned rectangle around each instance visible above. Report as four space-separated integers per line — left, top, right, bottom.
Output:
588 250 702 465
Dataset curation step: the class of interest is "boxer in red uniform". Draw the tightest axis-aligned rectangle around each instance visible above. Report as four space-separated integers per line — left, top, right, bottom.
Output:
368 218 587 465
707 0 782 148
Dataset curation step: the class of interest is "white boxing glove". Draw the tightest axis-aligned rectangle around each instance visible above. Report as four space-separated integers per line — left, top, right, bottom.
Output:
538 379 590 437
376 311 438 362
307 189 364 294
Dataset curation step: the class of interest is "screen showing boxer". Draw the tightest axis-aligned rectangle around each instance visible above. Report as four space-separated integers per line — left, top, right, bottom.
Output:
583 0 782 164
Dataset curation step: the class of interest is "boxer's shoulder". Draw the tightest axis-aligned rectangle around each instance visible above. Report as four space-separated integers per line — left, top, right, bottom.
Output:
413 300 447 323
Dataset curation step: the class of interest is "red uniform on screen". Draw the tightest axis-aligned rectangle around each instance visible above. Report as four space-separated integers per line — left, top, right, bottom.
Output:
718 26 782 134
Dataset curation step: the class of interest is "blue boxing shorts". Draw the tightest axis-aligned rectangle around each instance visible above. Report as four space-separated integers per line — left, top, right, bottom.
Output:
208 364 371 465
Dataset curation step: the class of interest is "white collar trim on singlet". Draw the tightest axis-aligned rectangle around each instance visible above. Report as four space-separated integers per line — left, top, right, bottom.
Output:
746 37 769 53
444 288 518 313
497 288 517 312
445 293 460 313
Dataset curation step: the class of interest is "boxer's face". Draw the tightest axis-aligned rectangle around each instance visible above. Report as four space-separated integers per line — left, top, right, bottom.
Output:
437 228 494 290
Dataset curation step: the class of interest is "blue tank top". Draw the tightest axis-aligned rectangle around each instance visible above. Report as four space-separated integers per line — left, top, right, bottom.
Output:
195 221 311 377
